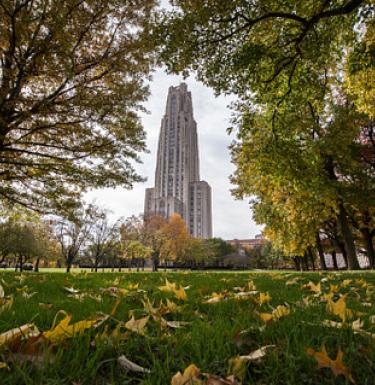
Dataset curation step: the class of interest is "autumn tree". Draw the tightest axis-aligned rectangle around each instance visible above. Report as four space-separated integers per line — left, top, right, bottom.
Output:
0 0 157 213
160 213 191 263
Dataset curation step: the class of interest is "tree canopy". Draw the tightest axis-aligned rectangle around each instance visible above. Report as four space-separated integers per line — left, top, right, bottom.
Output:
0 0 157 213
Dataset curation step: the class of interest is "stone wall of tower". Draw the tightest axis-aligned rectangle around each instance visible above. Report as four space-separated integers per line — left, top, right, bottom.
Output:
144 83 212 239
189 181 212 238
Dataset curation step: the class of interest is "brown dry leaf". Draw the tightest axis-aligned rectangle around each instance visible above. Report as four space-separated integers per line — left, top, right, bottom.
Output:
39 303 54 310
125 315 149 335
306 345 355 383
0 296 14 314
171 364 202 385
117 355 150 374
0 324 40 347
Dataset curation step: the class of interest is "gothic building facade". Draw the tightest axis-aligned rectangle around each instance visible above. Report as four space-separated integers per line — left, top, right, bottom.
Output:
144 83 212 238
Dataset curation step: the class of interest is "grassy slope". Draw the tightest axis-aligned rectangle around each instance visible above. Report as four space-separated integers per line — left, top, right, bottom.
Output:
0 271 374 385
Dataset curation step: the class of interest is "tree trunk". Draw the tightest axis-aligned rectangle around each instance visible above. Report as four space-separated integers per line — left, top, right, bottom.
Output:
361 228 374 269
307 248 316 270
316 234 327 270
337 204 360 269
292 257 301 271
303 254 309 271
152 252 159 272
19 256 24 272
34 258 40 272
331 250 338 270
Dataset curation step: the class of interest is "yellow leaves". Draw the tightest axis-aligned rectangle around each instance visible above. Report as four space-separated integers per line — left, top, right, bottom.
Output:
159 279 187 301
258 305 290 323
254 292 271 305
247 280 257 291
125 316 149 336
302 281 321 294
205 292 226 304
306 345 355 383
272 305 290 320
0 362 9 370
43 314 97 344
258 312 274 323
171 364 201 385
174 286 187 301
326 296 353 323
159 278 176 293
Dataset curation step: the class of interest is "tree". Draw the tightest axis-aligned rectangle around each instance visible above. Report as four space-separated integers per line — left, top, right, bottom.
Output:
160 213 190 263
155 1 374 269
143 214 168 271
0 0 157 213
54 205 94 272
88 208 120 272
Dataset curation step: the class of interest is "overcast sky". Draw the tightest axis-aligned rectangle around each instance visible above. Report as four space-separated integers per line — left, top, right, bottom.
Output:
86 69 262 239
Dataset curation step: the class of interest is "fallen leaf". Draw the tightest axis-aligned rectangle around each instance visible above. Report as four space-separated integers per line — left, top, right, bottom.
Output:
0 324 40 347
171 364 201 385
63 286 80 294
306 345 355 383
326 296 353 322
125 315 149 335
117 355 150 374
302 281 321 294
174 287 187 301
159 279 177 293
43 314 97 343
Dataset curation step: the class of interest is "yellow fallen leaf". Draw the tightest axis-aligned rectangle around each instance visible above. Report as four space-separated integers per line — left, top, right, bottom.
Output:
258 312 273 323
342 279 352 287
125 315 149 335
306 345 355 383
205 292 225 304
43 315 97 343
302 281 321 294
128 283 139 290
272 305 290 320
326 296 353 322
247 280 257 291
257 292 271 305
159 279 177 293
174 287 187 301
171 364 201 385
330 284 340 293
0 362 9 370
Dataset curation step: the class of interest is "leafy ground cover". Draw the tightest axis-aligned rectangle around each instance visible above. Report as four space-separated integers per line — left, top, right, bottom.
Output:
0 271 374 385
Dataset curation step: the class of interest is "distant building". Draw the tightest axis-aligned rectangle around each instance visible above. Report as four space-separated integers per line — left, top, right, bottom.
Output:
227 237 266 252
144 83 212 238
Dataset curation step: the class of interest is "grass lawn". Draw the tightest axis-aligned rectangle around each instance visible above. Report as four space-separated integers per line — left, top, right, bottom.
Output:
0 270 374 385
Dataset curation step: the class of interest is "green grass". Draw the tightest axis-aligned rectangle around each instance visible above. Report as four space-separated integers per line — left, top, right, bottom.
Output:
0 271 374 385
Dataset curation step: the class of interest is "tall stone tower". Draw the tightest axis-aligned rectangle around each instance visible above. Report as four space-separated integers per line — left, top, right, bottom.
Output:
144 83 212 238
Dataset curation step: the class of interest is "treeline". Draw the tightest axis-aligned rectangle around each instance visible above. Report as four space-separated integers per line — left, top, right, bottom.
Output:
0 207 235 272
